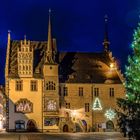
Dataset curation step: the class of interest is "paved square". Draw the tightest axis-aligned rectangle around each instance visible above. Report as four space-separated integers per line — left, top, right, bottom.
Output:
0 132 128 140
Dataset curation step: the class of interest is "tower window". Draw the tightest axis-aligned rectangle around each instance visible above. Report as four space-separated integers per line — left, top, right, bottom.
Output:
79 87 83 96
15 80 23 91
85 103 89 112
109 88 114 97
30 80 38 91
63 87 68 96
46 81 56 90
94 88 99 97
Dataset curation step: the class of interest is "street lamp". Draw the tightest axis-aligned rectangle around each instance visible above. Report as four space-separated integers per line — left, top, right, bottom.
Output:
110 63 114 68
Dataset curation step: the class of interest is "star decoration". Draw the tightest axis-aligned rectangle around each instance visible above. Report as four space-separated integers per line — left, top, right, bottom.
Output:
105 109 116 120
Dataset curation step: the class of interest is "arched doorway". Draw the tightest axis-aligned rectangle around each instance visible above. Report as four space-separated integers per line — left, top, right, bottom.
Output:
63 124 69 132
106 120 114 130
27 119 37 132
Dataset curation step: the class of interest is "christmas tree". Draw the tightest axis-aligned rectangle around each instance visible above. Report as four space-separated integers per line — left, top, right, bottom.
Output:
117 23 140 139
93 98 102 110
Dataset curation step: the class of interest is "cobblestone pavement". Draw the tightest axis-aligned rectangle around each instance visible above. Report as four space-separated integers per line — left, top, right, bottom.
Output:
0 132 129 140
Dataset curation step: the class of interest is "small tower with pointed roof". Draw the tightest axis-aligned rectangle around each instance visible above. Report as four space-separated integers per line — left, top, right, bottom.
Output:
43 9 59 131
45 9 56 64
103 15 110 52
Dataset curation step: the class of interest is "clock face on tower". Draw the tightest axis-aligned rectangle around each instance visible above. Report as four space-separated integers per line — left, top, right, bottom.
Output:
47 100 57 111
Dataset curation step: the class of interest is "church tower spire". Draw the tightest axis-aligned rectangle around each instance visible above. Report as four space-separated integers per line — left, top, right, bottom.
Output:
103 15 110 52
45 9 55 64
47 8 52 53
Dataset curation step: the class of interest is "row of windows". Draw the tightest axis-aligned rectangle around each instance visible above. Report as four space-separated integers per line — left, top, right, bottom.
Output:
16 80 56 91
18 65 32 71
18 60 32 64
61 87 115 97
18 71 32 75
65 102 89 112
15 81 115 97
19 47 32 53
16 80 38 91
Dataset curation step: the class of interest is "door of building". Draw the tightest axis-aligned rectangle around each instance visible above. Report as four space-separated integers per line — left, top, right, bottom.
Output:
106 120 114 130
27 120 37 132
63 124 69 132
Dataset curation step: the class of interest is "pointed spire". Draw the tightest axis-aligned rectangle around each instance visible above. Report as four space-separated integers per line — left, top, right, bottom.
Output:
5 30 11 77
103 15 110 52
47 8 52 53
45 8 55 64
8 30 11 44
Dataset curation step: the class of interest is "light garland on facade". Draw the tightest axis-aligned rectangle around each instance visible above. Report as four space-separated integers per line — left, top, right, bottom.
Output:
105 108 116 120
93 98 102 110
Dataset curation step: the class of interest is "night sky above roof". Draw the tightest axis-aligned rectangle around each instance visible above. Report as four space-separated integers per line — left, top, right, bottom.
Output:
0 0 139 84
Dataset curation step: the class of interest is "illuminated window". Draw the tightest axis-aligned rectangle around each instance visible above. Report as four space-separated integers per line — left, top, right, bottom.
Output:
63 87 68 96
15 99 33 113
15 80 23 91
79 87 83 96
109 88 114 97
46 81 56 90
85 103 89 112
94 88 99 97
66 103 70 109
30 80 38 91
15 120 25 130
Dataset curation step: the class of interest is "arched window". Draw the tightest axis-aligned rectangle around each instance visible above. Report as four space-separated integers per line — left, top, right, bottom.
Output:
26 65 28 70
23 65 25 71
46 81 56 90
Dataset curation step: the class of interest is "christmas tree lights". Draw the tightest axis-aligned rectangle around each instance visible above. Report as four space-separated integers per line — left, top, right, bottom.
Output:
93 98 102 110
117 23 140 138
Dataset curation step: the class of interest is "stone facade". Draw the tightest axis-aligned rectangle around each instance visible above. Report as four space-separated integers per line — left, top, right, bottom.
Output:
5 14 125 132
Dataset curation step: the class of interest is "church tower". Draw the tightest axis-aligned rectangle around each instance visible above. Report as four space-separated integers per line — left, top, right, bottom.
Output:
43 9 59 131
103 15 110 52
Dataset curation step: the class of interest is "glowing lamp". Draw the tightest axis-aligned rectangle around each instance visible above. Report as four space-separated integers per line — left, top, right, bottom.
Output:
71 110 77 117
110 63 114 68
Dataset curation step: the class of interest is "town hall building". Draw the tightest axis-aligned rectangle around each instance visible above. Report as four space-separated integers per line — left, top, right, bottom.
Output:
5 12 125 132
